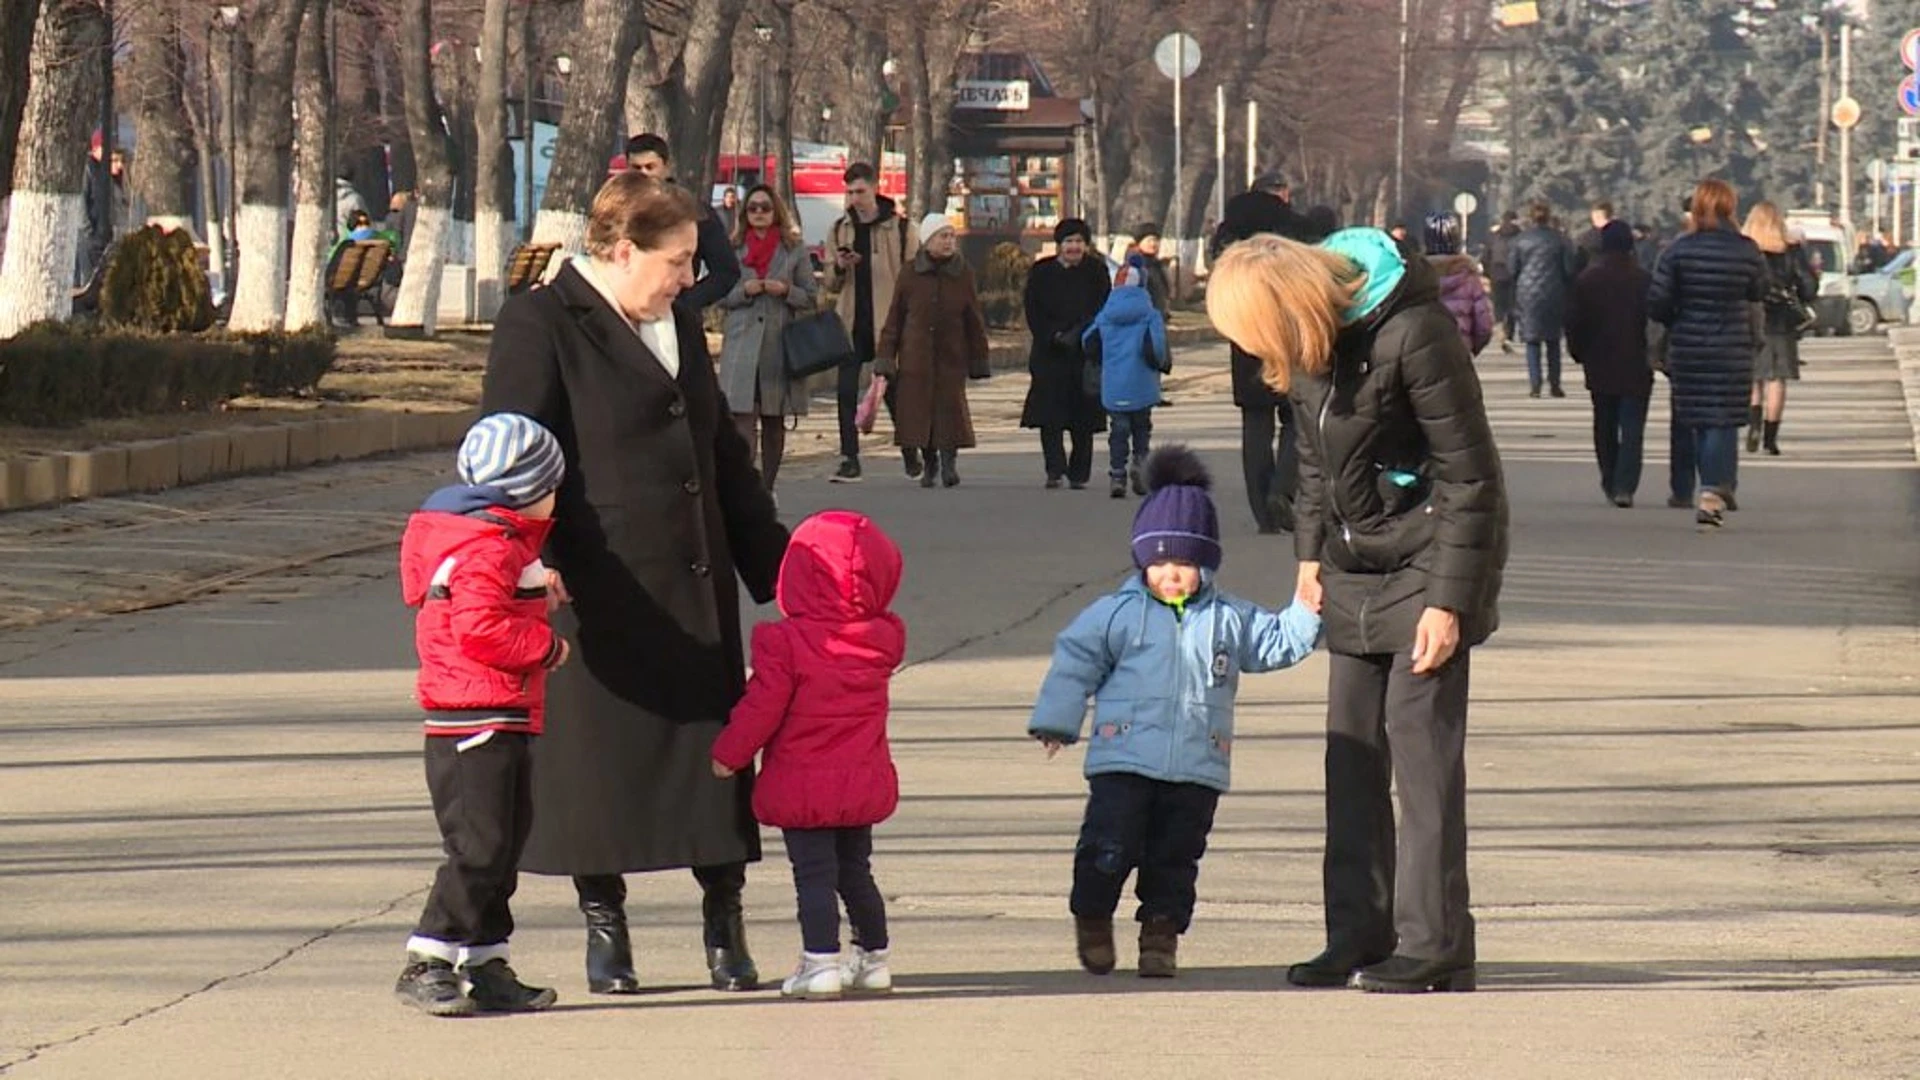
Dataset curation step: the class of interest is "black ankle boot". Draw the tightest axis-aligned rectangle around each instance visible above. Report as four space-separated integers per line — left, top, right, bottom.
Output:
1746 406 1763 452
581 900 640 994
1762 419 1781 455
939 449 959 487
702 888 760 991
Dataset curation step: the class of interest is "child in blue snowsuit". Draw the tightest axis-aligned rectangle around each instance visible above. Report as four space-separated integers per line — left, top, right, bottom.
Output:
1029 445 1322 978
1084 253 1171 499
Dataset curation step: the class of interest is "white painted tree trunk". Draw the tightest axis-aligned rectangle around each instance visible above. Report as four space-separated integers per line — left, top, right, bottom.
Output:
474 207 510 318
284 198 328 330
227 203 291 331
389 202 448 334
0 190 81 339
530 207 587 282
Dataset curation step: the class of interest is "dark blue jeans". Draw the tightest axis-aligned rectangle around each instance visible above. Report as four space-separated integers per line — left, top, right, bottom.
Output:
1071 773 1220 932
1690 425 1739 497
1108 408 1153 479
1591 393 1649 498
1525 338 1562 391
782 827 888 954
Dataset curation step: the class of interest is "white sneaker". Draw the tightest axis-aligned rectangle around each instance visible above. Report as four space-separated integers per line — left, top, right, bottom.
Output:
781 951 843 999
842 946 892 994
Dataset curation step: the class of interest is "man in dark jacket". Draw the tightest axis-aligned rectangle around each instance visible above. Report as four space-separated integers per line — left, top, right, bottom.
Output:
1483 211 1521 351
625 133 741 311
1210 173 1327 532
1509 202 1576 397
1571 199 1613 276
1566 221 1653 507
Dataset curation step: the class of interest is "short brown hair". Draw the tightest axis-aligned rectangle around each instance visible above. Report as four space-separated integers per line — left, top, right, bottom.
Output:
584 172 701 256
1206 234 1365 395
843 162 877 185
1687 178 1737 232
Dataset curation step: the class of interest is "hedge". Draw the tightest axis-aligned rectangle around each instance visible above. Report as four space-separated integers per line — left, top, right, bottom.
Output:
0 323 336 427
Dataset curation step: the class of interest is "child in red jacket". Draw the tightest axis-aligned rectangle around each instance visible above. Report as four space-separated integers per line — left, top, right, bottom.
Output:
394 413 569 1017
711 510 904 1000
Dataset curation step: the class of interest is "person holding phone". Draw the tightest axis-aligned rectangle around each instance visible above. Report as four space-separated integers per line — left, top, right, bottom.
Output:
824 163 919 483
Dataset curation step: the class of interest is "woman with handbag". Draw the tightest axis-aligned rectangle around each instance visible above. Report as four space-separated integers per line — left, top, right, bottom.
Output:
1021 218 1112 489
876 215 990 488
717 185 815 491
1741 203 1816 457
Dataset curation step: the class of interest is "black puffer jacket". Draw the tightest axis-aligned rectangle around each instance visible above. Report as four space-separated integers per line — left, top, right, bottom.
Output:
1509 225 1574 342
1293 246 1509 657
1648 224 1767 427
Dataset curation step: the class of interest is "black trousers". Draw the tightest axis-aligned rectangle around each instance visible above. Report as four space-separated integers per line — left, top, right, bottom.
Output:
835 315 898 460
1040 426 1095 485
1240 401 1298 531
413 731 533 950
1590 392 1649 499
573 862 749 946
782 827 889 954
1070 772 1221 933
1321 649 1475 964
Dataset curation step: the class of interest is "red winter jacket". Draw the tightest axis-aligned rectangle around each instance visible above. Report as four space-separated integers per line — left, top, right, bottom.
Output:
399 488 561 737
711 510 905 829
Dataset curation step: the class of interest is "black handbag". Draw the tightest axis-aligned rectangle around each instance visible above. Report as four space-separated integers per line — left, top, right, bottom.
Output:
1080 327 1104 398
782 309 855 379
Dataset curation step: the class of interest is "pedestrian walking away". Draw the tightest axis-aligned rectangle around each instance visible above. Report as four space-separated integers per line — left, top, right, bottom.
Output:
393 412 571 1018
1029 446 1322 979
825 162 919 483
1741 203 1817 458
711 510 906 1000
1484 210 1521 352
479 172 791 998
1650 178 1768 530
1023 218 1112 489
1566 220 1654 507
876 215 991 488
1509 201 1575 398
1085 254 1172 498
718 184 816 491
1423 213 1494 356
1209 228 1509 995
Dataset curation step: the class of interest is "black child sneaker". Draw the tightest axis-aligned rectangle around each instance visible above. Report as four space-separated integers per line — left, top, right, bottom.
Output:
394 956 476 1017
463 958 557 1013
831 457 863 483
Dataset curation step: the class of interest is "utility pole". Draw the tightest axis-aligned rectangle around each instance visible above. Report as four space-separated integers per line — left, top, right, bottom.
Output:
1394 0 1409 219
1841 22 1853 229
1816 18 1830 209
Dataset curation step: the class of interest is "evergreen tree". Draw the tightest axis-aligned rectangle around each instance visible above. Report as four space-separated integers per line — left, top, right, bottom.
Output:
1510 1 1639 213
1624 0 1760 223
1742 0 1827 211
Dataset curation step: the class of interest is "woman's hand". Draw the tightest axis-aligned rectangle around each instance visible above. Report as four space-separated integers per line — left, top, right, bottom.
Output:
743 277 764 297
1295 560 1324 614
1410 607 1461 676
764 279 789 298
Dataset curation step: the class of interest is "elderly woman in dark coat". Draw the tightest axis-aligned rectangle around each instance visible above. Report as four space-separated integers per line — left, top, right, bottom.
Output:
480 172 790 996
1021 218 1111 489
1210 228 1508 995
1649 178 1768 529
1508 201 1576 398
1566 220 1654 507
876 214 991 488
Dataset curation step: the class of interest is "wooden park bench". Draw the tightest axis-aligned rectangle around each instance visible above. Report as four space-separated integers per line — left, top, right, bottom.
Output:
505 242 560 294
326 239 393 326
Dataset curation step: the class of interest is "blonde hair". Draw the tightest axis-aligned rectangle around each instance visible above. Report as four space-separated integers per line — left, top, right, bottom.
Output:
1742 200 1788 254
1206 234 1365 394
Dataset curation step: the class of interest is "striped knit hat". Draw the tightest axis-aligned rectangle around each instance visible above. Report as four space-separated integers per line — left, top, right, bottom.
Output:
1130 446 1222 571
456 413 566 509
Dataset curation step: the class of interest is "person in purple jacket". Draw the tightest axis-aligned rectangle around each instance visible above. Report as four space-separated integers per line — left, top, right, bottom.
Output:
1423 213 1493 356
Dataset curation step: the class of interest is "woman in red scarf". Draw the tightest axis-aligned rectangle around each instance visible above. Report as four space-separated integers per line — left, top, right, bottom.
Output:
718 185 817 489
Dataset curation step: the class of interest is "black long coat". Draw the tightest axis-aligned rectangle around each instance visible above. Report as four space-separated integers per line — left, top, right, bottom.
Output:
1648 225 1767 428
481 262 790 875
1020 255 1110 432
1565 252 1655 399
1509 225 1575 342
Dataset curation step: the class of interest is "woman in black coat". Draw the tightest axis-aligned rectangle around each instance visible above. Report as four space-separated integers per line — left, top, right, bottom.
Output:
1508 201 1576 398
1565 221 1654 507
1649 178 1767 529
480 173 790 995
1210 228 1508 995
1740 203 1818 456
1021 218 1110 488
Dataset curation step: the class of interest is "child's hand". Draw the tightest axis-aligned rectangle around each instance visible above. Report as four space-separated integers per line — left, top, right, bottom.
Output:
1037 735 1067 760
712 760 736 779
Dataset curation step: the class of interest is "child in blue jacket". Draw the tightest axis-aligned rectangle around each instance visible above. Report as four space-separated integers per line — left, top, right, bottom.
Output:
1084 253 1171 499
1029 445 1322 978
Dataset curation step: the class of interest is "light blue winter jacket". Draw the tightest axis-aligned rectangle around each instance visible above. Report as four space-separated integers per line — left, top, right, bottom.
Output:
1084 285 1169 413
1028 574 1323 792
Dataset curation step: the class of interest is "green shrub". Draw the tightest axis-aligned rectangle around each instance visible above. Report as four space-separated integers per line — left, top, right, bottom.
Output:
100 225 216 333
0 323 336 426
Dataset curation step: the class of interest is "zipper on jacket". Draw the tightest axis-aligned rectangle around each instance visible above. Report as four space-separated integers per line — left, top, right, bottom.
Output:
1316 378 1357 545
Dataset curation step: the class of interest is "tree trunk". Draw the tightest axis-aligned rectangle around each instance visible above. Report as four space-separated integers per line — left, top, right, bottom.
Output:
839 16 886 166
0 0 45 223
388 0 453 335
474 0 511 319
905 21 934 219
0 0 105 339
533 0 642 255
285 0 331 331
227 0 313 333
768 0 795 213
126 0 194 231
626 0 750 197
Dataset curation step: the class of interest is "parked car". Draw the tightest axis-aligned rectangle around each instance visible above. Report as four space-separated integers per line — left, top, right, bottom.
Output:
1849 250 1911 334
1787 212 1906 335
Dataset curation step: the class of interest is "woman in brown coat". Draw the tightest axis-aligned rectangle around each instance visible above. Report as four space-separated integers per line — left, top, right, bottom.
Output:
876 214 991 488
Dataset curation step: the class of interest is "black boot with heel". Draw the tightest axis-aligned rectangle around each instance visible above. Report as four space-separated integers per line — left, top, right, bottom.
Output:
577 875 640 995
700 870 760 992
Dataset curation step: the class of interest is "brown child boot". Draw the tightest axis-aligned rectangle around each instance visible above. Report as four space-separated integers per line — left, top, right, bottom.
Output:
1138 916 1179 978
1075 916 1116 975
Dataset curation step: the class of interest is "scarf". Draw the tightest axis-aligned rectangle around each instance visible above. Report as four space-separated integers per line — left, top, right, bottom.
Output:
742 228 780 281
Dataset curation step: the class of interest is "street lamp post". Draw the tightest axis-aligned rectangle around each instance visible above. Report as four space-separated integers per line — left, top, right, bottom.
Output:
218 5 241 281
754 23 772 184
521 6 534 242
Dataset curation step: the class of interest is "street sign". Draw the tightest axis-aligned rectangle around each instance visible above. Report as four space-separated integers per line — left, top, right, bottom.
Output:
1153 33 1201 80
1453 192 1479 217
1833 95 1863 129
1902 28 1920 69
1902 78 1920 117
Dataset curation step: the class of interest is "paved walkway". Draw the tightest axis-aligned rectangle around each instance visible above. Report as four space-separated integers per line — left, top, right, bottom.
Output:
1 337 1916 1078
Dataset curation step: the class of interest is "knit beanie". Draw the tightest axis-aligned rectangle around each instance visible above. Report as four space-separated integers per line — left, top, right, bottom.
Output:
919 213 954 246
1600 219 1635 253
456 412 566 509
1130 446 1222 571
1054 217 1092 246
